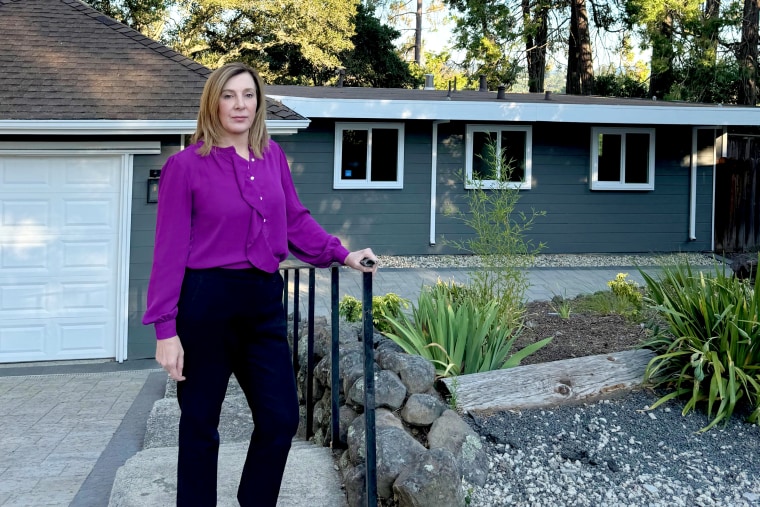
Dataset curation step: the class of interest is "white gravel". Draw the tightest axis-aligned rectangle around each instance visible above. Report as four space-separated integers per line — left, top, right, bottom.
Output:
465 390 760 507
376 253 721 269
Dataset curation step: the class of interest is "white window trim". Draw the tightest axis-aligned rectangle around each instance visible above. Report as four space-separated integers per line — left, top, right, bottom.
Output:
465 124 532 190
334 122 404 189
590 127 656 191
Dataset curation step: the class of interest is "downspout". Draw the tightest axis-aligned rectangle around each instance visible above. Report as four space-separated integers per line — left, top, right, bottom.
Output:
430 120 449 245
689 128 698 241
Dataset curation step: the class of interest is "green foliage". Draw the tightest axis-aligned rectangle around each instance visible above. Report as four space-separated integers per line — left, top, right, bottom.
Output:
549 294 572 319
607 273 644 306
667 58 741 104
383 280 552 377
447 375 460 411
338 293 409 334
445 140 546 328
641 258 760 431
340 3 421 88
572 290 643 322
84 0 168 39
594 72 648 98
444 0 522 89
166 0 357 85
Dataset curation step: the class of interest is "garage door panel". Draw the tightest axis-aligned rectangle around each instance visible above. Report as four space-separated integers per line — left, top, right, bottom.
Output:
63 198 117 228
0 283 48 314
1 199 51 228
0 241 49 270
59 282 112 312
59 322 112 354
0 158 53 189
0 323 47 358
63 158 121 189
61 240 113 271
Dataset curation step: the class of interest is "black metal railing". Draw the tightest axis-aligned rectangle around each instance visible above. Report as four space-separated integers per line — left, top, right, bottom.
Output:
280 261 377 506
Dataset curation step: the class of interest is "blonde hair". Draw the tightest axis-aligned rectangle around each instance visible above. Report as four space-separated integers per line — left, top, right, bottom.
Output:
191 62 270 158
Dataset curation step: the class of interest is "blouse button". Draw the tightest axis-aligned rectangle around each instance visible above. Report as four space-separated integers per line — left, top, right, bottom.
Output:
263 218 267 223
260 196 263 200
250 176 254 181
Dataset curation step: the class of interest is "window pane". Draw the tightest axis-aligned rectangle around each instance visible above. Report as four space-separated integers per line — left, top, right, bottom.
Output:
472 131 498 180
341 130 367 180
370 128 398 182
624 133 650 184
500 131 526 182
598 133 621 182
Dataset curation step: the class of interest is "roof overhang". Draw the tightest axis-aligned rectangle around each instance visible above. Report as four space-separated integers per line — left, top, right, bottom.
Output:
0 119 311 135
267 96 760 126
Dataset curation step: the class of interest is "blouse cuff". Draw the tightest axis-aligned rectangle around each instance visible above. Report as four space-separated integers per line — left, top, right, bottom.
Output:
155 320 178 340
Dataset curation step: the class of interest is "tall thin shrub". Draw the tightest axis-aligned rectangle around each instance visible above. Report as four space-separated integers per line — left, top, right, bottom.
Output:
444 140 546 326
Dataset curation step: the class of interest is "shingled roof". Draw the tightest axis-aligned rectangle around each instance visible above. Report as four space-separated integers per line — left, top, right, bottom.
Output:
0 0 304 122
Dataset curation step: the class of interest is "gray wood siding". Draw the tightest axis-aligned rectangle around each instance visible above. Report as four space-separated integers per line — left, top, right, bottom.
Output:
275 119 434 254
436 122 714 254
128 138 183 359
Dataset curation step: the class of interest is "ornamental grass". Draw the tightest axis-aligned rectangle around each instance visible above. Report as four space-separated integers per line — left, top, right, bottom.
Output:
641 257 760 431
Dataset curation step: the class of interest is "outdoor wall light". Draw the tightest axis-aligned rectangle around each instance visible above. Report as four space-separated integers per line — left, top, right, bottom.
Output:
147 169 161 204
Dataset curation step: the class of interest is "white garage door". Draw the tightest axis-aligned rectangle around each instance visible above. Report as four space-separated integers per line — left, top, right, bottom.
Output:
0 155 122 363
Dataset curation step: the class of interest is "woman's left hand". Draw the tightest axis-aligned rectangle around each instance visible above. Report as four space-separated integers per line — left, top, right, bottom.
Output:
344 248 379 273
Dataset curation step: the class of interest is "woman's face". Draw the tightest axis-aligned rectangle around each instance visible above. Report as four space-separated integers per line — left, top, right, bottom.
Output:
217 71 258 141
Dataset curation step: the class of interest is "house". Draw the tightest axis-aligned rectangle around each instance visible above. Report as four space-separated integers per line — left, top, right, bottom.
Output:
0 0 307 363
2 0 758 365
266 85 760 257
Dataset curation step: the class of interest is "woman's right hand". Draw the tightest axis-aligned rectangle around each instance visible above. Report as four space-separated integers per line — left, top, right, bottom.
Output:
156 336 186 381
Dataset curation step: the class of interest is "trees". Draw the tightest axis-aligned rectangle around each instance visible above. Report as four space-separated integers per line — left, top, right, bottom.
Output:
163 0 357 85
566 0 594 95
341 3 422 87
83 0 760 102
84 0 169 40
737 0 760 105
521 0 550 92
445 0 521 89
372 0 446 65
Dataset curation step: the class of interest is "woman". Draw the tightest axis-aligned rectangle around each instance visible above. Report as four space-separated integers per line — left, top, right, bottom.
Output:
143 61 378 506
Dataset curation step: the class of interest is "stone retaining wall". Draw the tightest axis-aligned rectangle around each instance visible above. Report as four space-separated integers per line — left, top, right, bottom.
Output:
290 316 488 507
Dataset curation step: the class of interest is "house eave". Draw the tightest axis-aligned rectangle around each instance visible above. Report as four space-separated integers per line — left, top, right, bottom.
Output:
267 96 760 126
0 119 311 135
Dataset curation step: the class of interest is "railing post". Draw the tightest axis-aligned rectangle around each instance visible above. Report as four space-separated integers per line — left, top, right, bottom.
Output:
362 271 377 507
306 268 316 440
292 269 300 376
330 266 343 448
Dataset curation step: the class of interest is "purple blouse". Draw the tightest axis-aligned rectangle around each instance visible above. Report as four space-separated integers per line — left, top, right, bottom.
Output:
142 140 350 340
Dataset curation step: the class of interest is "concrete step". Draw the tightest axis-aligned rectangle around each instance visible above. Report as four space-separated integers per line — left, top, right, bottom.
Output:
144 395 254 449
108 440 347 507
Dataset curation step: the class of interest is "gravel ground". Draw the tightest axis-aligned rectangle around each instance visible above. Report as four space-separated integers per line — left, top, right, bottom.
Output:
465 390 760 507
376 252 756 507
375 252 721 269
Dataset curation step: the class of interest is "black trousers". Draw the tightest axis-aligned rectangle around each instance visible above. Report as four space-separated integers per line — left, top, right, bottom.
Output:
175 267 299 507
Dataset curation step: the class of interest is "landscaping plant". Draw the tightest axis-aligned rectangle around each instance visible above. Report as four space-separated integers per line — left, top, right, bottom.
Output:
338 293 409 334
641 258 760 431
383 280 552 377
443 140 546 328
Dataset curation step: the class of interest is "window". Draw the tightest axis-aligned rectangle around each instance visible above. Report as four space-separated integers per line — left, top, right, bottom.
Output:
465 125 532 189
590 127 655 190
334 123 404 189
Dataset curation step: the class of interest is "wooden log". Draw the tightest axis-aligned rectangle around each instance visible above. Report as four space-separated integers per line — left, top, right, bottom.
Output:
440 348 656 414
